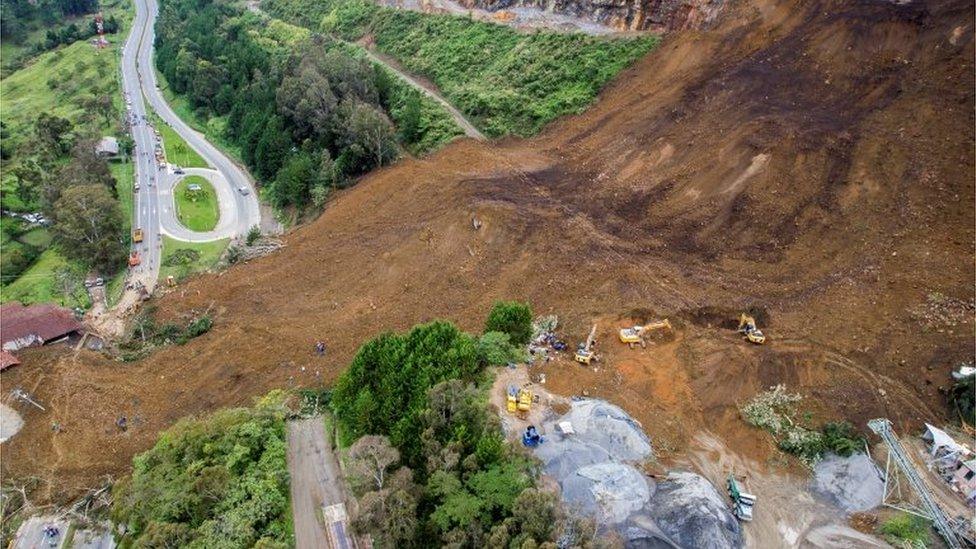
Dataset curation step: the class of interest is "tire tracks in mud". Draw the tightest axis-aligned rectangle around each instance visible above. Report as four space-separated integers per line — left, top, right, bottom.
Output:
772 336 936 423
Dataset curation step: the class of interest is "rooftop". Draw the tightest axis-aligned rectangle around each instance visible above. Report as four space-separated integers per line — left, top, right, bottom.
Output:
1 302 82 352
95 136 119 156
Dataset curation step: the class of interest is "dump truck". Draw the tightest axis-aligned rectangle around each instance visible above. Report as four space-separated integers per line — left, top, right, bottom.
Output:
133 228 144 243
619 319 672 348
737 314 766 345
128 251 141 267
727 474 756 521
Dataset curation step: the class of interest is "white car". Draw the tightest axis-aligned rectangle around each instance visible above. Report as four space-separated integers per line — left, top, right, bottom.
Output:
238 187 250 196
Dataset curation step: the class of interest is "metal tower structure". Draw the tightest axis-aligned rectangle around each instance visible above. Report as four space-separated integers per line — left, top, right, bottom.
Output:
867 418 962 549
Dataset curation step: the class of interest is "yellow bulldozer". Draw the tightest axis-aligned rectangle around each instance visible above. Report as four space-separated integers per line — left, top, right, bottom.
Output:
737 314 766 345
506 386 533 418
619 319 672 348
575 324 598 365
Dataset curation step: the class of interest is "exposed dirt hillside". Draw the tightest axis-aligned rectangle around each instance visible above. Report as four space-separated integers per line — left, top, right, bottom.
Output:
3 0 973 501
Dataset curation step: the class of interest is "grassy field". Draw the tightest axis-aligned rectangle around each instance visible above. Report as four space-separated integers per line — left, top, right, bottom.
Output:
155 118 208 168
174 175 220 231
0 249 92 308
264 0 658 137
159 236 228 282
17 227 53 248
1 40 122 140
0 3 134 308
155 69 245 164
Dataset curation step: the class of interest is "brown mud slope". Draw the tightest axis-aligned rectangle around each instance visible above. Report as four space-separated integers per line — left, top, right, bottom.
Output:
3 0 973 499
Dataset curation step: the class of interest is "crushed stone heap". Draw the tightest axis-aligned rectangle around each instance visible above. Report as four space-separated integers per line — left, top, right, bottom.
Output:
535 399 743 548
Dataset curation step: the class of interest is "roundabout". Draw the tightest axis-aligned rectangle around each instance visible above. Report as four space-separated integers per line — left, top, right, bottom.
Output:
158 166 242 242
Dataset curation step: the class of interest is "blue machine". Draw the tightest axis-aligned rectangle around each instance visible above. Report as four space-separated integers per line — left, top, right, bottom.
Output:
522 425 543 447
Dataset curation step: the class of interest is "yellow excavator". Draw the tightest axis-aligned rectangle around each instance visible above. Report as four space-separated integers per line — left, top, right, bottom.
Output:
737 314 766 345
619 319 672 348
506 385 533 418
575 324 598 365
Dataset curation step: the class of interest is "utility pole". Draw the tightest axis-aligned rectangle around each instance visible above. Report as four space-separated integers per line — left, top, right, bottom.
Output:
10 388 45 411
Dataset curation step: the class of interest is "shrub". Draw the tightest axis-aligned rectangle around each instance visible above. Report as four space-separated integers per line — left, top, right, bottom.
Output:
246 225 261 246
162 248 200 267
742 386 865 466
484 301 533 345
822 421 864 457
950 373 975 426
879 513 931 547
476 331 527 366
740 384 802 435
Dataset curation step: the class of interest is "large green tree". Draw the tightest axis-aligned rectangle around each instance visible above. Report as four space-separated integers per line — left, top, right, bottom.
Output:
51 184 125 272
484 301 533 345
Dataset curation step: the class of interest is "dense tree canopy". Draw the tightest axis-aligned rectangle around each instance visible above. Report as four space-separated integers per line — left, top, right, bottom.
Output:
485 301 534 345
155 0 460 211
332 320 479 466
112 397 292 548
51 184 126 273
331 313 599 547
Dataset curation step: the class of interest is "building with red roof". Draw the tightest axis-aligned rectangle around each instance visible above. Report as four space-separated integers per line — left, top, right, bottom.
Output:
1 302 83 353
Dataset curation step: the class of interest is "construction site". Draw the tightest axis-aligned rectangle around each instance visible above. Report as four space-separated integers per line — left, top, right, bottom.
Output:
1 0 974 546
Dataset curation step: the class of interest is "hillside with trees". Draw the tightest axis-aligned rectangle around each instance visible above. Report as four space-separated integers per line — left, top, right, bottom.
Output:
1 28 130 305
111 393 292 547
154 0 463 212
263 0 657 137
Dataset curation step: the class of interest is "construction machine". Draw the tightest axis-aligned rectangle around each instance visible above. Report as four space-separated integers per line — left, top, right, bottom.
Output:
506 385 533 418
737 314 766 345
522 425 543 447
619 319 672 348
128 251 141 267
575 324 598 365
727 474 757 521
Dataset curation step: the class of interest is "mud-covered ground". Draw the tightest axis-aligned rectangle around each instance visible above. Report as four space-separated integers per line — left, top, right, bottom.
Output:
1 0 973 524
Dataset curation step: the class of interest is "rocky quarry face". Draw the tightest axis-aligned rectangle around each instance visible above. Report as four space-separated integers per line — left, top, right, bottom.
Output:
534 400 743 548
454 0 728 31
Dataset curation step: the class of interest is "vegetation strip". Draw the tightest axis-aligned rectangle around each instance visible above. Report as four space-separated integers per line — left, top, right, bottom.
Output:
1 5 133 305
263 0 659 137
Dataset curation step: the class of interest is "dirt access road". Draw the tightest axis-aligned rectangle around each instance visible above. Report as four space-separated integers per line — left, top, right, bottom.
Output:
358 44 486 140
286 417 355 549
245 0 484 140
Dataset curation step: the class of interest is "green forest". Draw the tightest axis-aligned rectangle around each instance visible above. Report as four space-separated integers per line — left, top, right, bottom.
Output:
112 394 292 547
263 0 658 136
154 0 462 212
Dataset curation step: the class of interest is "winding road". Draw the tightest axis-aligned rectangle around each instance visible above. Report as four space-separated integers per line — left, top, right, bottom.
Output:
120 0 261 292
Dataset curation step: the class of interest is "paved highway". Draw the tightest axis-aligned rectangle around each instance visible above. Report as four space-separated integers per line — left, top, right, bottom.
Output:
120 0 260 292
